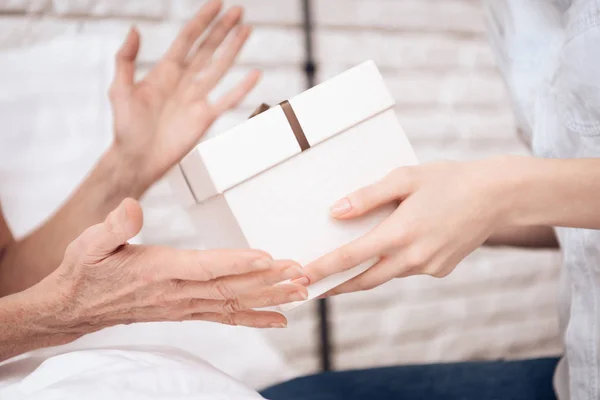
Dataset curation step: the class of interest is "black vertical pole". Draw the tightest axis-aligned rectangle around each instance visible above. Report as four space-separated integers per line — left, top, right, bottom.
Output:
300 0 332 372
301 0 316 87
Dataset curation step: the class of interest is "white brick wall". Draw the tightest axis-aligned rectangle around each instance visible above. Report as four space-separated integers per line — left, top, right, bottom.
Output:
314 0 485 33
0 0 562 381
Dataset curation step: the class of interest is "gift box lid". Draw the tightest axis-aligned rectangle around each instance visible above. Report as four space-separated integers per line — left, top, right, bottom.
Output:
180 60 395 204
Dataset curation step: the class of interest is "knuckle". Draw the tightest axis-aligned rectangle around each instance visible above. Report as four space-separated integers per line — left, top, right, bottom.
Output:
170 279 185 292
186 297 202 310
158 280 182 303
195 258 216 281
177 298 195 312
219 313 237 326
391 221 418 248
226 256 246 275
155 291 169 307
64 239 84 262
389 231 410 249
255 272 272 288
336 249 357 269
261 294 278 307
404 246 430 269
222 298 242 314
212 279 235 300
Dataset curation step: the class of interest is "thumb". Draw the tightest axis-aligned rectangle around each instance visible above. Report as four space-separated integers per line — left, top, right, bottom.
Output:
66 198 143 261
103 197 143 248
329 167 413 220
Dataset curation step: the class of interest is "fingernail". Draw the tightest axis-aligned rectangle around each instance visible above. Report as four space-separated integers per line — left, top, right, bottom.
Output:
252 257 273 270
330 198 352 217
291 277 310 286
269 323 287 329
291 291 308 301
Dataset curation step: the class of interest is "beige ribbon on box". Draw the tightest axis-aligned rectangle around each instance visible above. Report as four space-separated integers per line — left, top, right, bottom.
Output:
249 102 311 152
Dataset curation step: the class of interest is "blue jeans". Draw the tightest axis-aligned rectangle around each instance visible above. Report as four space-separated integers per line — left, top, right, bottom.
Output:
261 357 560 400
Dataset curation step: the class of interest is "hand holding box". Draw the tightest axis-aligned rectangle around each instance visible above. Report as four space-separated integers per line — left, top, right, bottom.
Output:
170 61 418 311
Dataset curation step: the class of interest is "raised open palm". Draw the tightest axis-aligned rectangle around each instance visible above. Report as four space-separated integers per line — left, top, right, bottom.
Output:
109 0 259 192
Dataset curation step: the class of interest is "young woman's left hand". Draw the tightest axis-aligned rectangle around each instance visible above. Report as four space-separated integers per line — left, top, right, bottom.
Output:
300 156 526 296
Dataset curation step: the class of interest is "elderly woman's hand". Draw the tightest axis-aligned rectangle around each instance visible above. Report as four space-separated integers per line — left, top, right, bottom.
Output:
109 0 259 195
37 198 307 333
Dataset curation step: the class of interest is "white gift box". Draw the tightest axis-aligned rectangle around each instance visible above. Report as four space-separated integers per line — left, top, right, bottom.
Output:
169 61 418 311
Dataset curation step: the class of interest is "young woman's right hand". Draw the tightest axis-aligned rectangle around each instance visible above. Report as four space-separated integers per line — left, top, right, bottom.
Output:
35 198 307 336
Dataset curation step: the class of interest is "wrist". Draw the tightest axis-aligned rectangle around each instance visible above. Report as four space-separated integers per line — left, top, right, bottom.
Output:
485 155 551 227
0 283 81 362
475 155 538 229
99 146 151 199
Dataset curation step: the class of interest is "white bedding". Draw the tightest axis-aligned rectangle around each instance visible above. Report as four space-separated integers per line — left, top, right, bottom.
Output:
0 347 264 400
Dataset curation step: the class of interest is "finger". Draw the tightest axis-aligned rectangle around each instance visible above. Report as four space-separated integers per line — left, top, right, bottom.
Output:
184 6 243 79
110 26 140 96
195 24 251 93
163 0 223 64
230 283 308 310
66 198 143 261
175 284 307 312
212 69 261 113
330 167 414 220
191 310 288 329
300 229 388 286
116 305 288 329
170 260 306 300
153 248 274 281
218 259 305 294
324 253 410 296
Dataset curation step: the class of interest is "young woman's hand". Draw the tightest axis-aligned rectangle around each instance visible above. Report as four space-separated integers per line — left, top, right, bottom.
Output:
108 0 258 195
300 157 524 296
